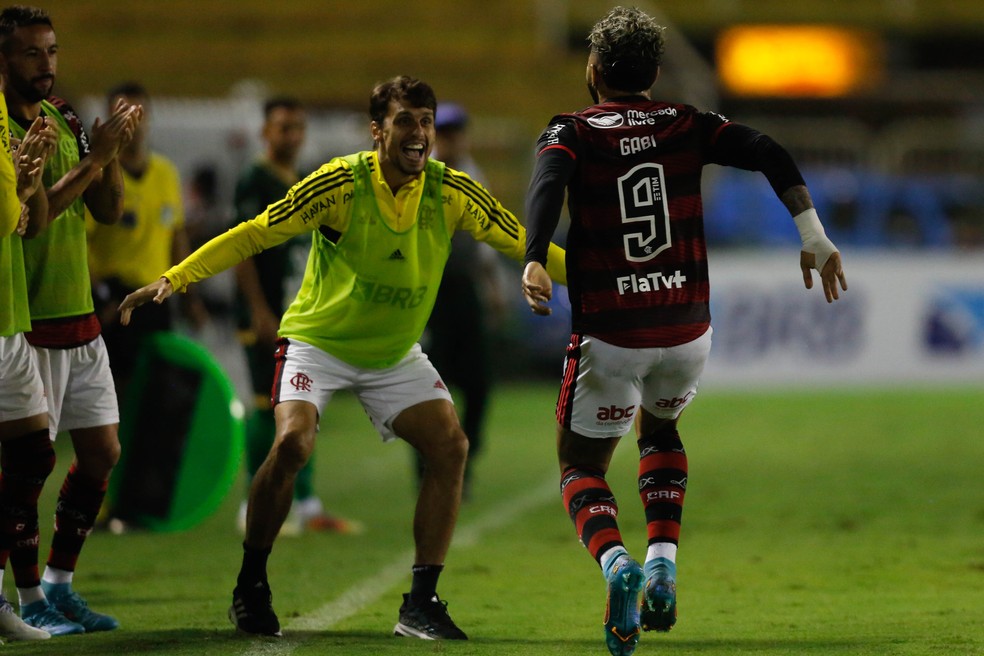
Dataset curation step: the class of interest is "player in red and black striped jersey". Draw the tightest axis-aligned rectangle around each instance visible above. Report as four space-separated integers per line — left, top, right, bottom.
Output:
522 7 847 655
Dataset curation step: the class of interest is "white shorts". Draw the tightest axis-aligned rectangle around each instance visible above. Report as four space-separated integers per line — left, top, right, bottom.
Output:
35 336 120 439
557 328 712 438
0 333 48 423
272 339 453 442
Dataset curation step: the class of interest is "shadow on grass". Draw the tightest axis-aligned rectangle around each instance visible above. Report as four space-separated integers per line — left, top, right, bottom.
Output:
1 629 895 655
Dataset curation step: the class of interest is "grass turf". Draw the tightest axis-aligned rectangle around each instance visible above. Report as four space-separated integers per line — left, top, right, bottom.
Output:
7 384 983 655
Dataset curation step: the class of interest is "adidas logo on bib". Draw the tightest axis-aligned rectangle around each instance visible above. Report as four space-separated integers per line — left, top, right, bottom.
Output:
388 249 406 261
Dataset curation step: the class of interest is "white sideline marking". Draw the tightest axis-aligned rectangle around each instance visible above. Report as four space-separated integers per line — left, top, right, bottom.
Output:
239 477 559 656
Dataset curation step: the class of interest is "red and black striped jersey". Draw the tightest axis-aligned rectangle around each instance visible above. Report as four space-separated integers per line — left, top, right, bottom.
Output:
532 98 734 348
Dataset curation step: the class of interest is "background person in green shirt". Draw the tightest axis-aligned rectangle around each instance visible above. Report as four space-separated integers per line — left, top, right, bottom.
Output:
232 96 359 537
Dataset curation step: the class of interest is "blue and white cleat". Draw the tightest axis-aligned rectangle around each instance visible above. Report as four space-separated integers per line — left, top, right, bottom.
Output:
603 554 644 656
42 581 119 632
20 599 85 637
640 557 677 632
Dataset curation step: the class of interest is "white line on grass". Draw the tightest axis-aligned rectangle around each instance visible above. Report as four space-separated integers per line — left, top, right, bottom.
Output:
239 476 559 656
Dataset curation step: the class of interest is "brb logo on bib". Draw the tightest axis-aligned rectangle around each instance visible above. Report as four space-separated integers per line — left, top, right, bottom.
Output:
351 278 427 309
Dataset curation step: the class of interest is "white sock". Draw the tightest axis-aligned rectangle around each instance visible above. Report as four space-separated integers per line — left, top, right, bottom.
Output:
17 586 44 605
599 546 628 575
646 542 678 564
42 566 73 586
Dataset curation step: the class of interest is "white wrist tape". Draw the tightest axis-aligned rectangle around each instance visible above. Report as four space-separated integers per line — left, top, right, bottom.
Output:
793 208 838 272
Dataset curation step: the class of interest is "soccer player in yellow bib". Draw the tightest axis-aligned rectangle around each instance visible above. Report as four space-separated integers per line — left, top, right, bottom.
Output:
1 5 142 638
0 86 57 643
120 76 566 641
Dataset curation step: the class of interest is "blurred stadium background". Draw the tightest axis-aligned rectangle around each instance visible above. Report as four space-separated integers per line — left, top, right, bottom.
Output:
37 0 984 390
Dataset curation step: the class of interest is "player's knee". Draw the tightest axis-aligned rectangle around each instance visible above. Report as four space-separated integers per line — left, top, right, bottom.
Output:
75 438 122 480
421 426 469 472
269 429 314 474
0 429 56 479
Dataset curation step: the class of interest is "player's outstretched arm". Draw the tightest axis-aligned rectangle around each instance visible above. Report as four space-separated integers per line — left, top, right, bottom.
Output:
522 261 553 316
119 277 174 326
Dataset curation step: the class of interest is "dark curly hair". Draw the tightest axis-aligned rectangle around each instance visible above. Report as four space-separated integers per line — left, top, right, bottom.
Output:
588 6 665 92
369 76 437 124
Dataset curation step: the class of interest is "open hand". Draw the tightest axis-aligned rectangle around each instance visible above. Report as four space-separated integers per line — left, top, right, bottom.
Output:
119 277 174 325
800 250 847 303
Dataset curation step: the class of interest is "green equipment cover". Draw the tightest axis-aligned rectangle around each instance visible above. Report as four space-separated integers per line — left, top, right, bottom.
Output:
109 332 245 531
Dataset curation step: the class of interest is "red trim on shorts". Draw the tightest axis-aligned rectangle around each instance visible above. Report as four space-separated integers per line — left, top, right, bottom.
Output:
556 333 582 428
270 338 289 406
25 314 100 349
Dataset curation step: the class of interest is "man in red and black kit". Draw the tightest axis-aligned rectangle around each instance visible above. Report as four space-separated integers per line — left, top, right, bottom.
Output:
521 7 847 656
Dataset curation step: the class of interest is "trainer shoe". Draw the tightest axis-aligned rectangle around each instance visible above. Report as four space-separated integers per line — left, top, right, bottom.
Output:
20 599 85 636
640 557 677 632
393 593 468 640
294 497 365 535
603 554 644 656
0 594 49 640
42 581 119 632
229 581 282 637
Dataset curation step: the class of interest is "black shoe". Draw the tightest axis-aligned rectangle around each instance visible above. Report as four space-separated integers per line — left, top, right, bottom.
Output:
393 593 468 640
229 581 282 637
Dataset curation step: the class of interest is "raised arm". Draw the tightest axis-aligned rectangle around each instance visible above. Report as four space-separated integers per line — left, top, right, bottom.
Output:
711 122 847 302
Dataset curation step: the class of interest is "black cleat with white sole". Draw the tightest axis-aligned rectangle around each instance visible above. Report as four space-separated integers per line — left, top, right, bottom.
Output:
229 581 282 637
393 593 467 640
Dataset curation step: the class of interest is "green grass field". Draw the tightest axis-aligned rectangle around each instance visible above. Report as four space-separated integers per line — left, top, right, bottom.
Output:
9 384 984 655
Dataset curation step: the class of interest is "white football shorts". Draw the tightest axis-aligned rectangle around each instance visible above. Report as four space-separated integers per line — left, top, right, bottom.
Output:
557 328 712 439
0 333 48 423
35 336 120 439
272 339 453 442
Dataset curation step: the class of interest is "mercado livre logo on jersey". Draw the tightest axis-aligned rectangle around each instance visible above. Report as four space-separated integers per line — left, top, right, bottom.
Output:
350 278 427 308
586 112 624 129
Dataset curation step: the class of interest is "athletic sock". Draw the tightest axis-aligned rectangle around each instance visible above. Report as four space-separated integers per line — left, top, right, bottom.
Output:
599 546 629 579
0 429 56 590
16 585 43 606
41 566 73 585
637 428 687 555
237 543 272 588
409 564 443 603
47 463 108 573
561 466 624 566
